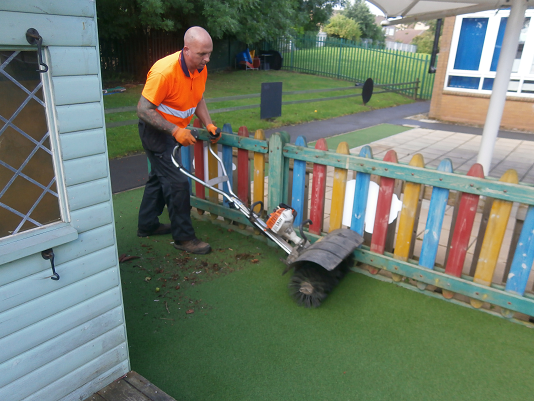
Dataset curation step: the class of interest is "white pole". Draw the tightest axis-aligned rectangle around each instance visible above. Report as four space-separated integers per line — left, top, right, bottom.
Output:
477 0 528 174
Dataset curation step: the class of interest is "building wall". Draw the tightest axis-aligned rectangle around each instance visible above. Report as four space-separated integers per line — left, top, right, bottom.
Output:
0 2 129 400
429 16 534 132
432 91 534 131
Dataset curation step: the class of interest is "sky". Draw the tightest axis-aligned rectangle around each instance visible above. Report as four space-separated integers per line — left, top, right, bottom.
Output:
334 1 386 17
365 1 385 16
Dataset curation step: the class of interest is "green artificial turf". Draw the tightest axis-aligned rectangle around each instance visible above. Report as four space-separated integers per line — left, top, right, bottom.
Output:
309 123 413 151
115 189 534 401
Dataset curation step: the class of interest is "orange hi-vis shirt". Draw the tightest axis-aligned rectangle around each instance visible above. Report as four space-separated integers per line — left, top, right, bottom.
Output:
142 50 207 128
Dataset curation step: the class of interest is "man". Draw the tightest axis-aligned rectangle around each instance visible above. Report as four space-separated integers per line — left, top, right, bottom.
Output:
136 26 220 255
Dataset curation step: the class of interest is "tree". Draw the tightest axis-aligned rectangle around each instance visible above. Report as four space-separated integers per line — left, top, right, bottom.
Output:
96 0 343 43
342 0 384 45
324 14 361 41
296 0 347 33
96 0 176 39
411 20 443 54
411 32 434 54
203 0 299 44
97 0 298 43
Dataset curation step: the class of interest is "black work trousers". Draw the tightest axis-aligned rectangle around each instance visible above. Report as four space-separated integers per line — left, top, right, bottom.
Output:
137 121 196 242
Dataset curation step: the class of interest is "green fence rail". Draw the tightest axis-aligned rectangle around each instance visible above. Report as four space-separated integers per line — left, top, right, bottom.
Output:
263 34 436 100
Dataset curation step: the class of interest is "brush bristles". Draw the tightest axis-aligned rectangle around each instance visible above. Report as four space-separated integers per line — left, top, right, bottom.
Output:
288 257 352 307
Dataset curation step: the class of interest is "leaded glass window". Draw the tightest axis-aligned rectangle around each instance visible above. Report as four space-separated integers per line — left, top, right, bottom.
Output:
0 51 61 238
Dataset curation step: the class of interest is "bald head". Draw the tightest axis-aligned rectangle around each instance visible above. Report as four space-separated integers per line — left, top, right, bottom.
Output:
183 27 213 72
184 26 212 47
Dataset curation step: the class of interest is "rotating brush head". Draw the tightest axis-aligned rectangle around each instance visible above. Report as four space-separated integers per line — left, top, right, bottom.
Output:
289 265 332 307
288 256 353 307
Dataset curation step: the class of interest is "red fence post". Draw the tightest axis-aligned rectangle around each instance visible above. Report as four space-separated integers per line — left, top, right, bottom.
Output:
369 150 398 273
309 139 328 235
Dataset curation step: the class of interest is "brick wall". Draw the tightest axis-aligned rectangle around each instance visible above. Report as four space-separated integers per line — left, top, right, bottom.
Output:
436 93 534 131
429 17 454 120
429 16 534 133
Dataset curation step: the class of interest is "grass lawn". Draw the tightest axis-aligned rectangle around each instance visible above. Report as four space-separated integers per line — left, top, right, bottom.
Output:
276 43 436 99
116 188 534 401
279 46 431 85
104 70 414 159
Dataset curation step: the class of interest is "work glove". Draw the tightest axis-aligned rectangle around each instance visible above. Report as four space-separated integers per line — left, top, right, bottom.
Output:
172 127 196 147
206 124 221 144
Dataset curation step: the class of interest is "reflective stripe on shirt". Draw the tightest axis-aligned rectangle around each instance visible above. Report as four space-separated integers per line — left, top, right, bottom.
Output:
157 103 196 119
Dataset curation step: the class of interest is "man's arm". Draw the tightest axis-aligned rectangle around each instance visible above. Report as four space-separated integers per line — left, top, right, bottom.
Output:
137 95 197 146
137 95 176 135
194 96 213 127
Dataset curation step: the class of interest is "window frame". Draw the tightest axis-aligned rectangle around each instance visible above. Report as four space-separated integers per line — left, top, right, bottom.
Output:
445 9 534 98
0 46 77 265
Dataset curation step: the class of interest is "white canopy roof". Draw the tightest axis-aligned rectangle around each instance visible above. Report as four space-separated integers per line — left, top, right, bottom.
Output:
369 0 509 25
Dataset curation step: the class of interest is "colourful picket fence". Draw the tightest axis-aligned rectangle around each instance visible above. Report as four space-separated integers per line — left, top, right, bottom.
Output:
186 124 534 326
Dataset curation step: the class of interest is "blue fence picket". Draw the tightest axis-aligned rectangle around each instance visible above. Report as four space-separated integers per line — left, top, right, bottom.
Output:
291 136 307 227
419 158 454 270
222 123 234 208
506 205 534 295
350 145 373 236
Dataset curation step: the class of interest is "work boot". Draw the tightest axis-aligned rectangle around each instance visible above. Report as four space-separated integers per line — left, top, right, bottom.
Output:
173 238 211 254
137 223 172 237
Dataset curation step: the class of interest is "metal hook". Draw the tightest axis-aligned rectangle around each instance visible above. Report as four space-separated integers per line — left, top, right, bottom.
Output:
41 248 60 280
25 28 48 73
299 219 313 244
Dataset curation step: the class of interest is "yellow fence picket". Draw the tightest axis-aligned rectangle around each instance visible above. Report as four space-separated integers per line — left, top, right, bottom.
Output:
471 169 518 308
329 142 350 232
392 154 425 282
253 129 265 210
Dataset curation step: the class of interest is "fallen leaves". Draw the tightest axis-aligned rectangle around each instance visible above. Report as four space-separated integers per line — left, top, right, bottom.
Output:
144 276 151 282
235 253 253 260
119 254 140 263
186 309 195 314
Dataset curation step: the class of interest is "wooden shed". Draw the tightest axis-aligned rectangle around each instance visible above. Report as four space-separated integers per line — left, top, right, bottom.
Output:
0 1 130 400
